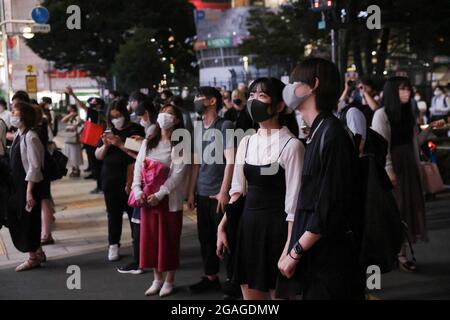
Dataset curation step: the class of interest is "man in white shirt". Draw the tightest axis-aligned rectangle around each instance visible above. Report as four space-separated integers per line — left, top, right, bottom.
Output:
430 86 450 122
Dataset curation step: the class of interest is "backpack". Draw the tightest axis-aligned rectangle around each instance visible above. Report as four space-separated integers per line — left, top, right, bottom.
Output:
320 119 408 274
23 131 68 181
339 105 388 167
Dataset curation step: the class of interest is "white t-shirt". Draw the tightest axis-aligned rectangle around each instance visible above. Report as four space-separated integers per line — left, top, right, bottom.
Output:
346 107 367 140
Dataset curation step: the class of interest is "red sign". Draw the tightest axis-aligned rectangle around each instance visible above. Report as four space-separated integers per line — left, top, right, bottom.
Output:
49 69 89 79
189 0 231 10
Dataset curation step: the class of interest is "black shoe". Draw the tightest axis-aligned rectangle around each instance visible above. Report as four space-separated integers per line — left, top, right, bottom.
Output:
189 276 221 294
223 279 242 300
84 168 91 173
117 262 143 275
90 187 103 194
84 174 95 180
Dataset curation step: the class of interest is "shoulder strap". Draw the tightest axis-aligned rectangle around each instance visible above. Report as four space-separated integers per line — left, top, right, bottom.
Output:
277 137 294 160
339 105 354 126
244 135 252 161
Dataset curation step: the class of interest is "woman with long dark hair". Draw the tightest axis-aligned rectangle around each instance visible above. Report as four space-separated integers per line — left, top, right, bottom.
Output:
217 77 304 300
372 77 427 272
132 104 188 297
95 99 145 261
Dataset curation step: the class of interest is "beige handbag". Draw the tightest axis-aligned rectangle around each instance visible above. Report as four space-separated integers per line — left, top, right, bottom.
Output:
421 161 445 194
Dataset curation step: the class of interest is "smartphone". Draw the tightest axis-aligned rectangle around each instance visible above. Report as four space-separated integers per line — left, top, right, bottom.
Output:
103 129 113 138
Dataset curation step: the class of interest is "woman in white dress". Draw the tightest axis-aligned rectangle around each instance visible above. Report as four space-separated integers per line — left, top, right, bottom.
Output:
61 105 83 177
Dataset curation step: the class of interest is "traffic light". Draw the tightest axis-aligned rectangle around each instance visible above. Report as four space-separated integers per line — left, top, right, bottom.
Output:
311 0 334 12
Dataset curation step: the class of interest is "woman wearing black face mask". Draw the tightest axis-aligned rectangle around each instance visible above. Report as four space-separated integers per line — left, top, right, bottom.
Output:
217 78 305 300
224 90 254 132
95 99 145 262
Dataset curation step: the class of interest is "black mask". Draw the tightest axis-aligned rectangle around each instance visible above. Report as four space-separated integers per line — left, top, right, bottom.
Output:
233 99 242 106
194 99 207 115
246 99 275 123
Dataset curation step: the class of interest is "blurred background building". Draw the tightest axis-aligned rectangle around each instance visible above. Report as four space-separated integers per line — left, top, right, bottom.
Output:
0 0 100 105
190 0 288 89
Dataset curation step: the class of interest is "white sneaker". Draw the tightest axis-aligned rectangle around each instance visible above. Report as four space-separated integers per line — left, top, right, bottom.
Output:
108 244 120 261
145 280 163 296
159 282 174 297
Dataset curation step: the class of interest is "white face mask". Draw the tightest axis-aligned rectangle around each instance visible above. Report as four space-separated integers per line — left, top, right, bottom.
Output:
414 95 421 101
434 89 443 96
10 115 22 128
111 116 125 129
157 113 175 129
140 118 150 128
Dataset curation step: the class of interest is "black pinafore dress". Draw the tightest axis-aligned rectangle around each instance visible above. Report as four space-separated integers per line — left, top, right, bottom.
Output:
233 136 293 292
8 133 42 253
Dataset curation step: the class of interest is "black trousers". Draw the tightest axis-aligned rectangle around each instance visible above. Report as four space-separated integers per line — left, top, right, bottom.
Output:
197 195 223 276
131 221 140 265
103 186 133 245
85 144 102 190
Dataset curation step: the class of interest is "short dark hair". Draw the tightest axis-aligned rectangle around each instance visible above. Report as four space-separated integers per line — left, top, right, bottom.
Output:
135 98 157 123
129 91 147 103
110 90 120 98
41 97 52 105
161 90 174 99
0 99 7 108
170 95 184 108
88 97 105 109
107 98 130 128
248 77 285 108
12 90 30 103
196 86 223 110
248 77 299 136
13 102 36 128
290 58 341 113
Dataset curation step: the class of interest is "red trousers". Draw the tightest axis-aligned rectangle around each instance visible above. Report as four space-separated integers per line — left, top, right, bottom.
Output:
139 202 183 272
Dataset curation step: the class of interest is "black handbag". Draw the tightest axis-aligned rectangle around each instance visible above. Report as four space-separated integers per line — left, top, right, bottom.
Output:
44 147 68 181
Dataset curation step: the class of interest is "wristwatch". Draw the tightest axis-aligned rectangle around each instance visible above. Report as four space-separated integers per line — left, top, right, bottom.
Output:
293 241 305 256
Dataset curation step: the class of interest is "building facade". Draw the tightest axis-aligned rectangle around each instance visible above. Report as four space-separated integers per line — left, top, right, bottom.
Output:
190 0 285 89
1 0 100 103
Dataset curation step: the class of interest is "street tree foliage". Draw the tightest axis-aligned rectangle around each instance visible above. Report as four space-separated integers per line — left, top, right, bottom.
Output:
26 0 198 90
240 0 450 77
239 1 327 74
111 28 165 93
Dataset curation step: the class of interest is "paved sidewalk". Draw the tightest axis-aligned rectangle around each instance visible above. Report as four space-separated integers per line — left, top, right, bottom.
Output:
0 173 198 269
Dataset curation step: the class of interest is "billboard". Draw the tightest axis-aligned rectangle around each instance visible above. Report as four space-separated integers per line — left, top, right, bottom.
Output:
194 7 252 50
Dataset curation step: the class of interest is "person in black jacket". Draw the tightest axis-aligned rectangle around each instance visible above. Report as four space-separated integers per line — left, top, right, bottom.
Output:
278 58 365 300
95 99 145 262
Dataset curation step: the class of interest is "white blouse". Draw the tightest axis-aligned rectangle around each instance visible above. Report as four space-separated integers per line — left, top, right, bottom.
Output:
132 139 187 212
229 126 304 222
16 130 44 183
